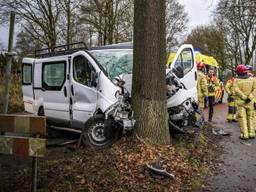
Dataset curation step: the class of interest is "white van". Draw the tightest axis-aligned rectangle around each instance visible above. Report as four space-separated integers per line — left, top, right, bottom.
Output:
22 42 202 149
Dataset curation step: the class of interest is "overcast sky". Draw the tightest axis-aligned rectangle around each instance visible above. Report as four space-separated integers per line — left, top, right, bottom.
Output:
0 0 219 49
178 0 219 28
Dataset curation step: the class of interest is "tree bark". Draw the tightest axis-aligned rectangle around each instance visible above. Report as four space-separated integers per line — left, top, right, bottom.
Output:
132 0 170 144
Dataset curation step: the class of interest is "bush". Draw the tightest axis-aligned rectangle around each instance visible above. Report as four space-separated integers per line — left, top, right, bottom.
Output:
0 73 24 113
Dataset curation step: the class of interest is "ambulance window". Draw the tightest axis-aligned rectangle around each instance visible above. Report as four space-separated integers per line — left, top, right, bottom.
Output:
42 61 66 90
22 64 32 85
73 55 94 87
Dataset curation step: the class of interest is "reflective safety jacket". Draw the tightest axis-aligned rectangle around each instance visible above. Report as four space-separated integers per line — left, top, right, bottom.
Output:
197 70 208 97
225 77 236 96
252 77 256 103
207 75 220 97
233 76 256 105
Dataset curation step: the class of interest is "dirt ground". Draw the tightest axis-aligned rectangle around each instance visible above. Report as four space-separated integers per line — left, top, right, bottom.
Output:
1 103 256 191
202 103 256 192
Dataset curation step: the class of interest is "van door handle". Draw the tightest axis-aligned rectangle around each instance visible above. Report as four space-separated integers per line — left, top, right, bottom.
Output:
71 85 74 96
64 86 67 97
195 71 197 80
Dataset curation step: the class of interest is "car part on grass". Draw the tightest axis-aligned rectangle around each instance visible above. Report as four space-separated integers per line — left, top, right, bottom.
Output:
46 139 78 148
146 157 175 180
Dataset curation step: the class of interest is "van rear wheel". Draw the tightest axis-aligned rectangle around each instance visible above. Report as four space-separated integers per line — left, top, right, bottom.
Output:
81 114 119 150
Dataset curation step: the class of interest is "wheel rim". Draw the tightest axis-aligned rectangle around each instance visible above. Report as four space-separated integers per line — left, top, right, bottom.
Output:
87 122 109 146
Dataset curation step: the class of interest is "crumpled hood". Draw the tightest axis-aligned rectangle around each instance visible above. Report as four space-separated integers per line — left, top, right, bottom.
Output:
120 69 172 94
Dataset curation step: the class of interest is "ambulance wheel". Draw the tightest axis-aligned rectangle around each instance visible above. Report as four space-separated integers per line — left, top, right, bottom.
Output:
81 114 119 150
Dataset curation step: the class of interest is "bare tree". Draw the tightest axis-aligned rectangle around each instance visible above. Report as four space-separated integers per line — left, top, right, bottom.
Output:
15 30 42 57
80 0 133 46
132 0 170 144
58 0 82 44
215 0 256 65
0 0 85 50
186 25 227 69
166 0 189 50
80 0 187 48
0 0 62 49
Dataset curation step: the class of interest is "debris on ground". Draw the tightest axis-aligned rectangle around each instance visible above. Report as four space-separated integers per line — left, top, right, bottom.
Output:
0 128 218 192
146 157 175 180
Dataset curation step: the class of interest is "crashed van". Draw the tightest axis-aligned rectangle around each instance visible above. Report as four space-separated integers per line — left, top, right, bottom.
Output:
22 42 202 149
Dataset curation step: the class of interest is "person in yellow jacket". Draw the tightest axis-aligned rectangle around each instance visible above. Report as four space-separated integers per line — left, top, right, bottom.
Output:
246 65 256 103
225 76 237 122
207 68 220 122
234 64 256 140
197 62 208 111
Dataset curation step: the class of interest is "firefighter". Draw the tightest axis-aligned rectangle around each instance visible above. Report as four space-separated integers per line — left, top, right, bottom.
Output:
245 64 256 101
197 62 208 111
207 68 220 122
234 64 256 139
225 76 237 122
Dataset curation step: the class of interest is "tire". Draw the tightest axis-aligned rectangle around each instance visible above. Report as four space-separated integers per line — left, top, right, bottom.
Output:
81 114 120 150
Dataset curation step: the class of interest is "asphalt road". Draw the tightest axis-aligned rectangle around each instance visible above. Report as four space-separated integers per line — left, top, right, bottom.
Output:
203 103 256 192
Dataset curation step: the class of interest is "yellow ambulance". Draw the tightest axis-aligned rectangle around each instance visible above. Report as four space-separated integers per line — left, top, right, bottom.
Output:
167 52 224 103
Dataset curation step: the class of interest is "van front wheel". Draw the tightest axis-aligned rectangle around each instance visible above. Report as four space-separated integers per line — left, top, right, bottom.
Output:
81 114 119 149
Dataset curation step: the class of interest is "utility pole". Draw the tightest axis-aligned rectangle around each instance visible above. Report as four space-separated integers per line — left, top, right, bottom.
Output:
66 0 71 45
2 11 15 114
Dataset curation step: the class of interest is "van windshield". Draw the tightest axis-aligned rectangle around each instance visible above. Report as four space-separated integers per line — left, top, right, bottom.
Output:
89 49 133 80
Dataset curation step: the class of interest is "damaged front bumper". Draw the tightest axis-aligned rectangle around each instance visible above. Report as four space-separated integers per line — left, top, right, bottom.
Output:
105 99 135 132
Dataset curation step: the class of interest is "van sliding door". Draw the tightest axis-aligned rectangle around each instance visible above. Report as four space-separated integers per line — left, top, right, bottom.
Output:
41 60 70 126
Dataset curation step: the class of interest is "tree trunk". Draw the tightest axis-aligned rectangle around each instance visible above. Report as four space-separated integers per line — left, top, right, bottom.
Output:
132 0 170 144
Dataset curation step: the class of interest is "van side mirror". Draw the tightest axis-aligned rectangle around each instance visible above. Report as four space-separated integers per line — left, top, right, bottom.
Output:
91 71 98 87
172 66 184 79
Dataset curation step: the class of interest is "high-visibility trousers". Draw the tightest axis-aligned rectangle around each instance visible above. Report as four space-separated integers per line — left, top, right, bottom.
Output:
237 104 255 139
227 96 237 121
198 96 205 111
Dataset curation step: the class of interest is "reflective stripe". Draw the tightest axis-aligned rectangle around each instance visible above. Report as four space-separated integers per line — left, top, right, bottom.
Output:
228 106 237 114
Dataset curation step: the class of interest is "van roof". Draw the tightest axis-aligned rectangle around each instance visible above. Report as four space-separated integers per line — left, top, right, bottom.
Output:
23 42 133 62
89 42 133 50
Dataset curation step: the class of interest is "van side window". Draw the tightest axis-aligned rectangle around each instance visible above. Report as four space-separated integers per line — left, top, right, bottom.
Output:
174 48 194 76
42 61 66 90
73 55 94 87
22 63 32 85
174 55 182 70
